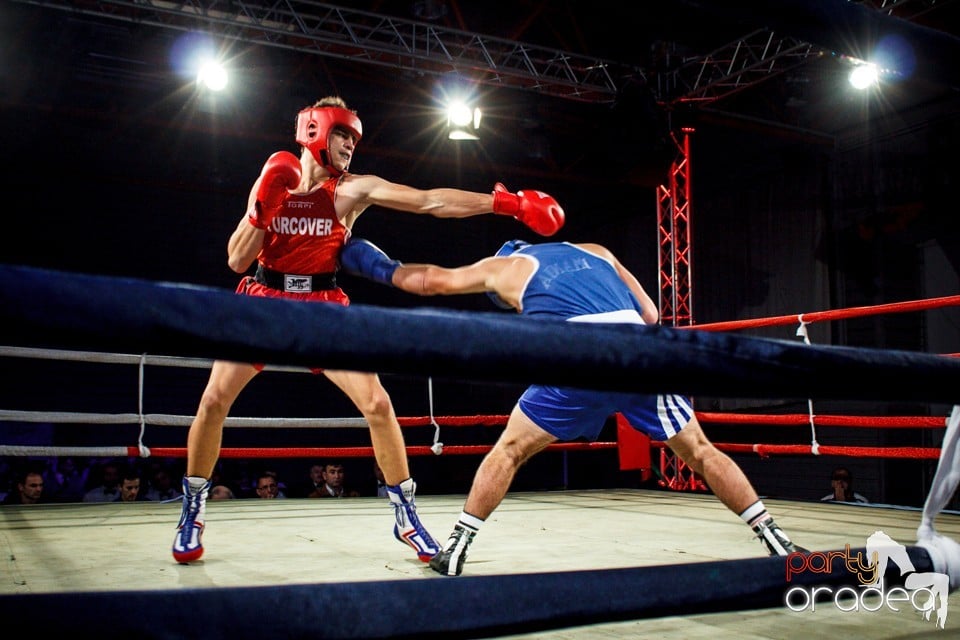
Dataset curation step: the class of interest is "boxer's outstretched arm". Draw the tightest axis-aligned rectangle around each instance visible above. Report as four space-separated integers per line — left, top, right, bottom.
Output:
340 174 564 236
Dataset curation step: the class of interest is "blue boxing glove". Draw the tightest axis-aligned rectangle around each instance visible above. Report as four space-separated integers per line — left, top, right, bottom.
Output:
339 238 401 286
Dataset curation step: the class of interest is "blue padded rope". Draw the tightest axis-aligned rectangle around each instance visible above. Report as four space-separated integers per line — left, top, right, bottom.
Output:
2 264 960 403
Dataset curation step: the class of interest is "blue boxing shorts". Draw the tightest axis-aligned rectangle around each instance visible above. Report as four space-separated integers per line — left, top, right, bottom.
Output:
517 385 694 442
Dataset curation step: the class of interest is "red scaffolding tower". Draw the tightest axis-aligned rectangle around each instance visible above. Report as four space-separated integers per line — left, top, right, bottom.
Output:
655 127 706 492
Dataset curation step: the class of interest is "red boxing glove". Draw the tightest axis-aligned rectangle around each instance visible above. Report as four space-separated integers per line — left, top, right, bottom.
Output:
248 151 302 230
491 182 565 236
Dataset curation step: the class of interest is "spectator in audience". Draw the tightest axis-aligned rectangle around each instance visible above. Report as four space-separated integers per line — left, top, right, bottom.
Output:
144 466 183 502
308 461 360 498
209 485 236 500
115 467 147 502
821 466 870 503
290 462 327 498
2 467 47 505
208 462 240 498
44 456 90 503
254 471 287 499
82 459 122 502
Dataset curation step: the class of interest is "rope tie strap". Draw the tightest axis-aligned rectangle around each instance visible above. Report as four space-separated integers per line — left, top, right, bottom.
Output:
428 377 444 455
797 314 820 454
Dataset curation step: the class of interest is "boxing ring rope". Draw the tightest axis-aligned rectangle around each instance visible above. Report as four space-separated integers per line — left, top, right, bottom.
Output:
0 343 945 461
687 294 960 334
646 293 960 486
0 550 943 639
0 344 612 460
2 264 960 637
0 284 956 518
4 265 958 399
0 284 957 466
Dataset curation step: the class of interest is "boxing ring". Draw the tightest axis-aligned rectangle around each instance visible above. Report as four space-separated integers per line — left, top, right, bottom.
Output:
2 264 960 638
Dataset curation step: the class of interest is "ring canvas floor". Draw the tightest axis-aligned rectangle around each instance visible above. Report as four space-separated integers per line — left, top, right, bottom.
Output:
2 488 957 639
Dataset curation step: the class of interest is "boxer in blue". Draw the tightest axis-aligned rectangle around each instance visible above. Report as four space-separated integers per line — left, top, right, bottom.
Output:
341 237 806 576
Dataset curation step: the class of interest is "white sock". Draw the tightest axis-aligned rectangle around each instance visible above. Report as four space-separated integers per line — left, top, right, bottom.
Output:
457 511 484 533
186 476 209 492
740 500 771 529
396 477 416 501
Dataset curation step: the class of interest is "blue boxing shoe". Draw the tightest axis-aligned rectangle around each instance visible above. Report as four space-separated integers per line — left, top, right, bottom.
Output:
172 476 210 563
386 478 440 562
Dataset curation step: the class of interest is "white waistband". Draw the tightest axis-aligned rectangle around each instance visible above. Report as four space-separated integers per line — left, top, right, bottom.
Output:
567 309 645 325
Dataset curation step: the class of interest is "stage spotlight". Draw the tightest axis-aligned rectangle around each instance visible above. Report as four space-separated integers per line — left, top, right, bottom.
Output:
848 62 879 90
447 100 481 140
197 59 228 92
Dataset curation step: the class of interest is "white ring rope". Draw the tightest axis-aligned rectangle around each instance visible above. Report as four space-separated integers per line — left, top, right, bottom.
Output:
0 345 313 373
0 410 369 429
0 344 372 441
0 445 138 457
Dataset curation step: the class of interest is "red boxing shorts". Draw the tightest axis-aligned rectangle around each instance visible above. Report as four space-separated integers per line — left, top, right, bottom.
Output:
237 276 350 372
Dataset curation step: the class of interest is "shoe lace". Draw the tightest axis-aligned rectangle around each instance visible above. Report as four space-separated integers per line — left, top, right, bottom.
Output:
178 489 205 528
754 521 774 545
187 492 201 516
449 525 475 546
405 504 432 539
394 497 423 527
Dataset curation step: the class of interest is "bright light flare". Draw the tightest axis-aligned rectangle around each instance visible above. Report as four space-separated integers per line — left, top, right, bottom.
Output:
197 59 228 91
848 63 879 90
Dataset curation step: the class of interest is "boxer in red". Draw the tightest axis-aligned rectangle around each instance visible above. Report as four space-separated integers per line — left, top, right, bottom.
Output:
172 95 565 564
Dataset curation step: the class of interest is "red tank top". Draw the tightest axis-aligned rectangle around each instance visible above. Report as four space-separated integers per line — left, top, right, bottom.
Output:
257 177 348 274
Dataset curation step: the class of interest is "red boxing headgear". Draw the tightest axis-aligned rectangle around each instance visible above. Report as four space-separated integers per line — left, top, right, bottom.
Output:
295 106 363 176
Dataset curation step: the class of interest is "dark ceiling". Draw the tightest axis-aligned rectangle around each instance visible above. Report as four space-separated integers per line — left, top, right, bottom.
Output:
5 1 959 140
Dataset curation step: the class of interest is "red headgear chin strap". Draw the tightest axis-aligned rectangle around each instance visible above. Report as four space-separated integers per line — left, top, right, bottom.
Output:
295 106 363 176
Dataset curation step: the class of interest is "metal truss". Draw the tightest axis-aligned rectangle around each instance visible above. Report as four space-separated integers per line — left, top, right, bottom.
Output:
14 0 952 107
655 0 953 106
655 127 706 493
860 0 953 19
656 29 823 106
656 128 693 328
658 448 707 492
15 0 645 103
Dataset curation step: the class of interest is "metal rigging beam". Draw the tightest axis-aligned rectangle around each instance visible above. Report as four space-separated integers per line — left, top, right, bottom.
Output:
14 0 646 103
679 0 960 95
657 29 822 106
14 0 956 110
